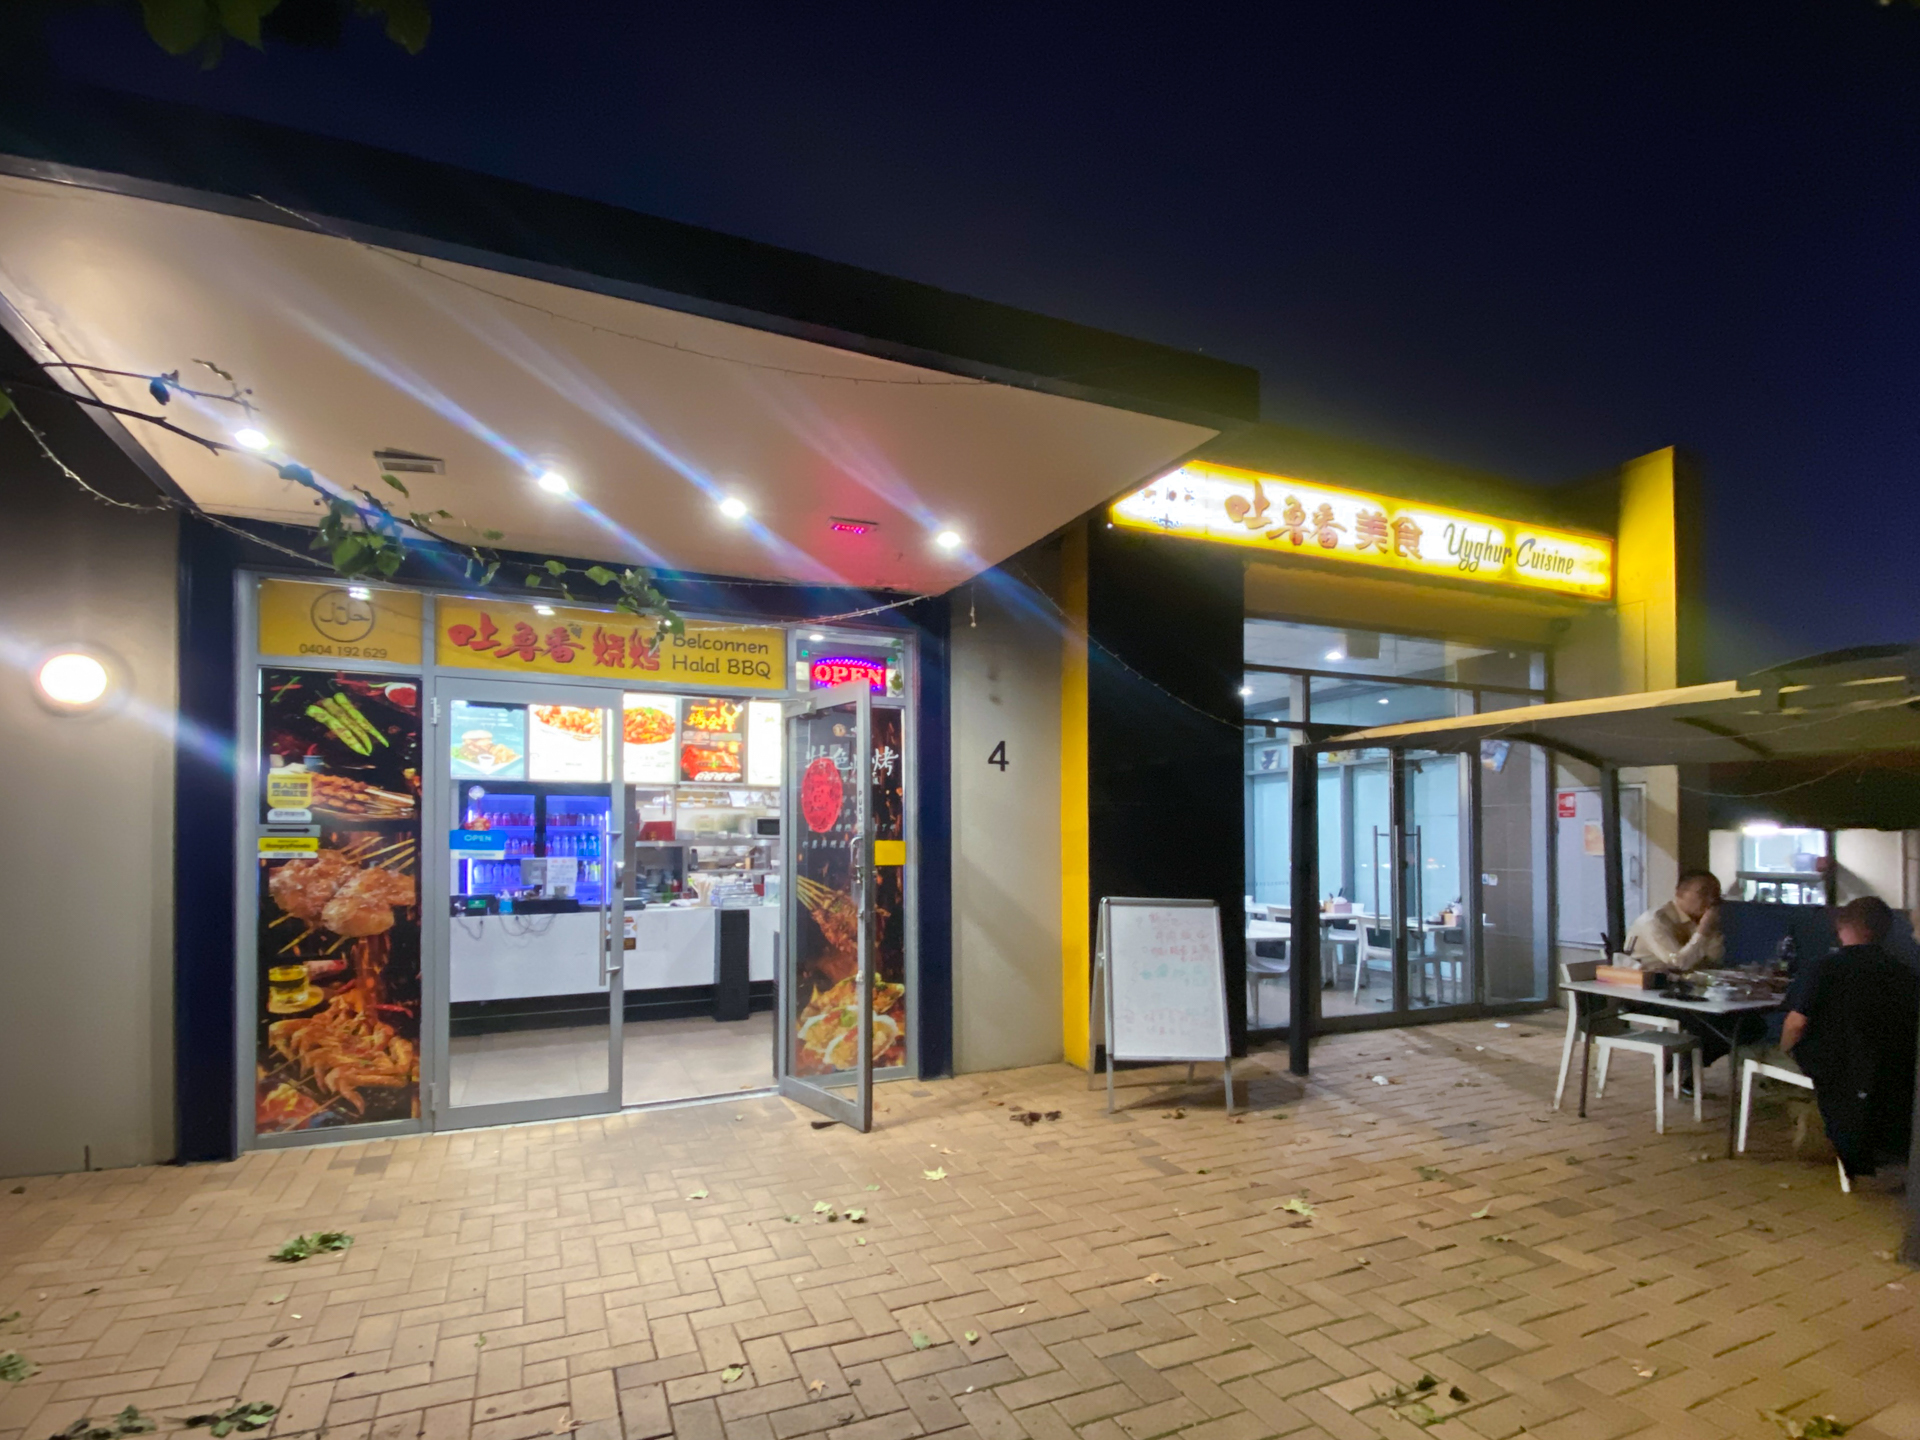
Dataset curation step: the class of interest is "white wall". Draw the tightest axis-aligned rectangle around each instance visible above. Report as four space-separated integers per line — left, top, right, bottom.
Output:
1836 830 1905 905
0 466 177 1176
949 554 1063 1073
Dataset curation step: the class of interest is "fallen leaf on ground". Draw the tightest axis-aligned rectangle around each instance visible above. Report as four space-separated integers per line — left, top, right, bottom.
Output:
1471 1203 1492 1219
1163 1109 1186 1119
178 1400 277 1435
1449 1385 1469 1402
1144 1273 1168 1285
1489 1235 1513 1244
1279 1197 1316 1217
48 1405 157 1438
0 1351 38 1383
910 1332 932 1351
813 1200 834 1213
688 1188 709 1200
720 1365 745 1383
269 1232 352 1263
1012 1111 1042 1126
807 1380 826 1395
1633 1364 1657 1378
846 1209 866 1223
864 1184 879 1191
1044 1111 1061 1121
1370 1075 1393 1086
266 1335 288 1349
963 1330 980 1344
924 1168 948 1181
1416 1166 1445 1181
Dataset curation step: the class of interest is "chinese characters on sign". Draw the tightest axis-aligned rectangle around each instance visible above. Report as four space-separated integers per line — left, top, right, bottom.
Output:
435 601 786 689
1111 462 1613 599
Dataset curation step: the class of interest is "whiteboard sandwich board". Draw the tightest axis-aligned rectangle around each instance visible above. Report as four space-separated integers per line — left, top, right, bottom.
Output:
1092 897 1233 1114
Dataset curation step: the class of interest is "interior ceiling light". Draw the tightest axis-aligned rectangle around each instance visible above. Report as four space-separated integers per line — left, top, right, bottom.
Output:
1238 686 1253 697
35 650 112 711
1325 649 1344 662
534 604 555 616
934 530 963 551
536 469 571 495
234 428 269 451
829 516 879 535
808 632 825 641
1378 696 1391 704
718 496 749 520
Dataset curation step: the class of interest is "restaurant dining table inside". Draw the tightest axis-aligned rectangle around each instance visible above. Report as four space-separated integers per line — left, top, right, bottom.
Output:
1562 973 1787 1156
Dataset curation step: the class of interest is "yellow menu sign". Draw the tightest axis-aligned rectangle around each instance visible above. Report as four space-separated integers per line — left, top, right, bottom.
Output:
258 579 424 663
436 600 787 690
1111 461 1614 600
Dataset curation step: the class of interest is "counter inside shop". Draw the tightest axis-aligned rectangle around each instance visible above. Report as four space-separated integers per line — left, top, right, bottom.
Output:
449 901 776 1002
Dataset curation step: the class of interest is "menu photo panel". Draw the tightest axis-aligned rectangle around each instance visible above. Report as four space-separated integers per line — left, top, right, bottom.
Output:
255 669 422 1134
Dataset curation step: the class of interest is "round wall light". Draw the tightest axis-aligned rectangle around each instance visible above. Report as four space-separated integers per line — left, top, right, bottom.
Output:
33 647 117 715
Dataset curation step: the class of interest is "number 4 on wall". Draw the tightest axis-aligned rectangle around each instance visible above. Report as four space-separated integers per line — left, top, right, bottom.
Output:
987 741 1008 771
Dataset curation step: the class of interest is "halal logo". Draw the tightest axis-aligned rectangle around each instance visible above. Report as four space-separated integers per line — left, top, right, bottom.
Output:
310 588 376 643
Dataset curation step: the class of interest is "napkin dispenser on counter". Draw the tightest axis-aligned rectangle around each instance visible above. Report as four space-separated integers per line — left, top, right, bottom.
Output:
1595 963 1667 989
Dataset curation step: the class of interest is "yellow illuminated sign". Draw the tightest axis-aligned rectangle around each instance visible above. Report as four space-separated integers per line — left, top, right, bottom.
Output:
1110 462 1613 600
436 599 787 690
258 579 424 662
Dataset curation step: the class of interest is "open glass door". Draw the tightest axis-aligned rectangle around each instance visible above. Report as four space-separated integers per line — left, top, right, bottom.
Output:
779 682 873 1130
430 679 623 1128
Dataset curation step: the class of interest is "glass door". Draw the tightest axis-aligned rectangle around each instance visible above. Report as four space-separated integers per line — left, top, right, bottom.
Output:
429 679 623 1128
779 683 874 1131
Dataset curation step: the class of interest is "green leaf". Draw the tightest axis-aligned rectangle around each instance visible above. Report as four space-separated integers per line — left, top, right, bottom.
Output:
380 472 409 496
0 390 15 421
1278 1197 1315 1217
137 0 210 60
0 1349 36 1382
720 1364 745 1384
211 0 274 48
923 1168 947 1181
812 1200 834 1213
375 547 404 577
479 560 500 587
481 528 505 542
963 1330 979 1344
269 1232 352 1263
544 558 567 576
687 1188 709 1200
357 0 431 52
525 572 543 588
583 565 617 586
331 536 367 572
910 1332 932 1351
1471 1203 1492 1219
845 1209 866 1223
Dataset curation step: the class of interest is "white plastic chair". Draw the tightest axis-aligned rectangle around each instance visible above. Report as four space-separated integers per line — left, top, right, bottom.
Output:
1555 961 1701 1131
1737 1055 1850 1193
1354 925 1394 1001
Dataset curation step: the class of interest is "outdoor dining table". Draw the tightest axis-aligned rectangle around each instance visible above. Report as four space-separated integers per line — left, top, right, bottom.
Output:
1562 978 1785 1156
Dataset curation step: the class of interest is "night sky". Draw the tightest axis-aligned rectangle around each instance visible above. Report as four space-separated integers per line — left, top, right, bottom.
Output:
34 1 1920 673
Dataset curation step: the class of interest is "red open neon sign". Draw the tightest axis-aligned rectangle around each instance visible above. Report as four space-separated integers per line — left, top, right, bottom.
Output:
810 656 888 694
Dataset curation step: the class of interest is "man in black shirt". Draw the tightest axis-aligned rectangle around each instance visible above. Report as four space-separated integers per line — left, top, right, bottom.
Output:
1781 896 1920 1181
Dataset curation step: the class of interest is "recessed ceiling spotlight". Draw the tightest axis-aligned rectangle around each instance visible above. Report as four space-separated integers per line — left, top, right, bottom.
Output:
934 530 963 551
808 632 825 642
234 428 270 451
1325 649 1344 662
533 604 555 616
536 469 571 495
718 496 749 520
1378 696 1391 704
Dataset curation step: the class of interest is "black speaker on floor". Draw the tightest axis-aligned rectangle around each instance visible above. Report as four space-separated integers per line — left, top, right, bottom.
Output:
714 908 752 1022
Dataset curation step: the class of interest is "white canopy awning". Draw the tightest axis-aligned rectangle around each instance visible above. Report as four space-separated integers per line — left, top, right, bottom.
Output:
1332 645 1920 767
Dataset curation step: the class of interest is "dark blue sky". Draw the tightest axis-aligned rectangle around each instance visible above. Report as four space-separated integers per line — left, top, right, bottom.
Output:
39 1 1920 673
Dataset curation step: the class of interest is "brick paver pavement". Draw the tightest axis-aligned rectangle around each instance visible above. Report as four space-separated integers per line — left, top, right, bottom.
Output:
3 1015 1918 1440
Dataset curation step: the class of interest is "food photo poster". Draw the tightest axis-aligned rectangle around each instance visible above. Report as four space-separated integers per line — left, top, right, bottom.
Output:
255 669 422 1133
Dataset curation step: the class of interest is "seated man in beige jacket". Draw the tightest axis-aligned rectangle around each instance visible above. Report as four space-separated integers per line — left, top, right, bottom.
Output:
1623 870 1725 973
1621 870 1752 1086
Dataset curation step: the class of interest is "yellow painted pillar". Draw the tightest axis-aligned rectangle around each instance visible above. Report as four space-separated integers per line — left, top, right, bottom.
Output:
1060 520 1091 1069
